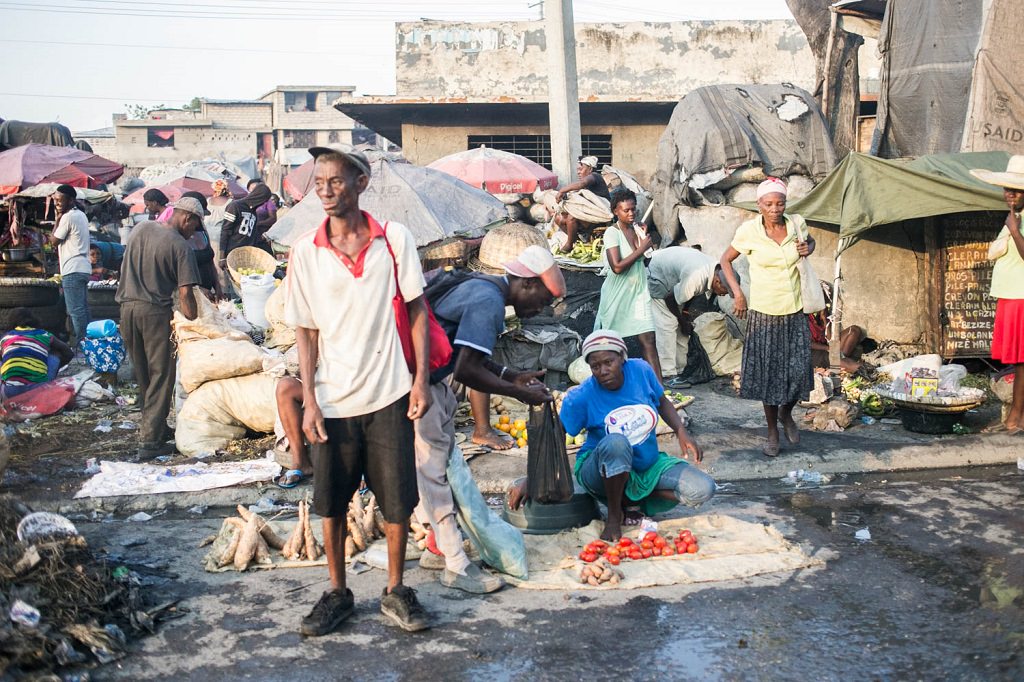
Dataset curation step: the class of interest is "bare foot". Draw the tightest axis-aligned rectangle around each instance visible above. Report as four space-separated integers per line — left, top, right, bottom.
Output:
600 516 623 542
782 418 800 445
472 428 514 450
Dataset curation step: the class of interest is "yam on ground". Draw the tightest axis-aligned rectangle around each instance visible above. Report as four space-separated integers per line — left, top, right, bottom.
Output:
217 520 243 568
236 504 286 550
233 516 260 571
348 511 366 551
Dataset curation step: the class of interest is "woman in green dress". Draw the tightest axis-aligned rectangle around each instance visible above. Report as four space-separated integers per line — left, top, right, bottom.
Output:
594 188 663 382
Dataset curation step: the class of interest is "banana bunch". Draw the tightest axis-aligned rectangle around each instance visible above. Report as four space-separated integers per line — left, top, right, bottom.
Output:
842 376 867 402
568 237 603 264
860 392 888 417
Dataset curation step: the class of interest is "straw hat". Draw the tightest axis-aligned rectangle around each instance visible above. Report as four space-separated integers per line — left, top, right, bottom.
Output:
469 221 548 274
970 155 1024 191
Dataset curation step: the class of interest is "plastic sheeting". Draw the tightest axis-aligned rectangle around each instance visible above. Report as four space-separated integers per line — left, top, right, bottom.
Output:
0 120 75 151
780 151 1008 251
266 157 507 248
960 0 1024 155
650 84 836 243
871 0 984 158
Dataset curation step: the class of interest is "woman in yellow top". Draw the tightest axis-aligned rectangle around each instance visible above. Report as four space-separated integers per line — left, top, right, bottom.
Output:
971 156 1024 434
720 178 815 456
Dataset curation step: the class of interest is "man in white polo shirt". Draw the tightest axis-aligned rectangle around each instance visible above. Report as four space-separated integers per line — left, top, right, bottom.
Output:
48 184 91 344
284 144 432 637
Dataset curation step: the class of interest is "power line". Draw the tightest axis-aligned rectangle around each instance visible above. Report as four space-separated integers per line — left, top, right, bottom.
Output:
0 1 537 20
0 38 384 56
0 91 191 102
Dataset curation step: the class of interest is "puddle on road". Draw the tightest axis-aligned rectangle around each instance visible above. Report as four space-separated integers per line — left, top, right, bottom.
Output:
650 603 724 680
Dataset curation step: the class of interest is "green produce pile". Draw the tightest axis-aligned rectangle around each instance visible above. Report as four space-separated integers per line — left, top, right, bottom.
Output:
566 237 603 264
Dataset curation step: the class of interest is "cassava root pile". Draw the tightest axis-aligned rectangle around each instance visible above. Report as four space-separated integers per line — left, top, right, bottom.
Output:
345 491 390 558
281 499 324 562
213 505 287 571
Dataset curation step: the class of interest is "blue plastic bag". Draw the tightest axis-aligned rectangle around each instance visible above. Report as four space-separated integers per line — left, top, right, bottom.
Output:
447 445 529 580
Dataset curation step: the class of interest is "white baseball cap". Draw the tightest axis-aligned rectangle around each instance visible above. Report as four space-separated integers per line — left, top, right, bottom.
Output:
503 245 567 297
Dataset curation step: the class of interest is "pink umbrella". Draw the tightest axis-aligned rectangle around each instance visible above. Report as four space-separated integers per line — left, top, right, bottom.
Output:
0 143 123 195
282 159 314 202
124 176 247 213
428 146 558 194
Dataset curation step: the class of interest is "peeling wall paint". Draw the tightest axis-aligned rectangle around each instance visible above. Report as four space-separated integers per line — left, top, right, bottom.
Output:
396 20 817 99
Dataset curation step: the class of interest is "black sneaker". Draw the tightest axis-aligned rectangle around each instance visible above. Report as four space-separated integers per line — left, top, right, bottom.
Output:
136 441 175 461
300 589 354 637
380 585 430 632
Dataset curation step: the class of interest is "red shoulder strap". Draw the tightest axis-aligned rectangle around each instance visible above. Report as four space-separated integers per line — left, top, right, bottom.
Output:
380 221 403 298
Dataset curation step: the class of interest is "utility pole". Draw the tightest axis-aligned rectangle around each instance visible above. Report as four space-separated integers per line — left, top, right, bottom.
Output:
545 0 582 185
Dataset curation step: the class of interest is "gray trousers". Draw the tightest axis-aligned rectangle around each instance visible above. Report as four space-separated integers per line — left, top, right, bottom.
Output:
121 302 175 446
413 381 471 573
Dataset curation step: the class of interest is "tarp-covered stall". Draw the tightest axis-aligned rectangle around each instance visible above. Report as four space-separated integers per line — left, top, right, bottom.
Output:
777 151 1011 357
651 84 837 244
0 121 75 151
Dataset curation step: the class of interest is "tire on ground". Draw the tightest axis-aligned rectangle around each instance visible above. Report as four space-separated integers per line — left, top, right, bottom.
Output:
0 278 61 308
0 302 67 335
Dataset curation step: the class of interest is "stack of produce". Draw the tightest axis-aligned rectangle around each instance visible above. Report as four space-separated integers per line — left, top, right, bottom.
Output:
344 491 389 558
208 505 287 571
578 557 624 586
579 529 700 565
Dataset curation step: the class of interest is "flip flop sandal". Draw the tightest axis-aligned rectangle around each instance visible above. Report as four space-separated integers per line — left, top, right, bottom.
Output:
622 508 644 526
664 377 693 390
276 469 309 489
981 422 1009 434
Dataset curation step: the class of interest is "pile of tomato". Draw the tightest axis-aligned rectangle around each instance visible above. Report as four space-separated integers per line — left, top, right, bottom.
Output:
579 529 700 565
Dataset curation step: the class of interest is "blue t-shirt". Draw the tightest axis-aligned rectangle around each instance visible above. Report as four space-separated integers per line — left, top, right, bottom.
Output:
559 358 664 472
430 275 508 381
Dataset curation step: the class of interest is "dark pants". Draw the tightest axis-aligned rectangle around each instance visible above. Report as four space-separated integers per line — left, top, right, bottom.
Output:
121 302 174 446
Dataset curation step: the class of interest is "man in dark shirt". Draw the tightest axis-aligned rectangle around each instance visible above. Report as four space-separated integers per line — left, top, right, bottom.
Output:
556 155 610 201
413 246 565 593
218 182 272 269
116 197 202 459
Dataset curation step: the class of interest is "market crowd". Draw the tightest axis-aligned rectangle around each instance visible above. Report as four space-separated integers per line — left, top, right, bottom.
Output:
2 146 1022 638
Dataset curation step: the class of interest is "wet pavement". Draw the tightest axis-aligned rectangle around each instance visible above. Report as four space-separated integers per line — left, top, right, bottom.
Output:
81 466 1022 681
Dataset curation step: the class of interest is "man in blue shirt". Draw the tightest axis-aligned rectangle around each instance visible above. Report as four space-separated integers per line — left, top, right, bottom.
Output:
511 329 716 541
414 245 566 593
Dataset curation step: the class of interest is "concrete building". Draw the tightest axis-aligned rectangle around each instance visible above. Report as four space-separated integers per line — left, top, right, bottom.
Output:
76 86 359 170
336 21 880 185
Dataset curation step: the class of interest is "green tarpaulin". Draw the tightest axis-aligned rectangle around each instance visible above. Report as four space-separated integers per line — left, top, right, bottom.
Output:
736 151 1010 253
783 151 1009 251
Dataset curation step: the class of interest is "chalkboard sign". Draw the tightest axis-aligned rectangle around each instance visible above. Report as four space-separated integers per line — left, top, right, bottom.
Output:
941 212 1003 357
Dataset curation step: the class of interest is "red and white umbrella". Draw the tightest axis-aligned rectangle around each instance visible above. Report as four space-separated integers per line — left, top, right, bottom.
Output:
427 146 558 194
123 174 247 213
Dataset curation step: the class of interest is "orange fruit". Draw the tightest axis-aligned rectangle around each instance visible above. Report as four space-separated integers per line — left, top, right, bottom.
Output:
498 415 510 425
516 437 526 448
497 423 512 433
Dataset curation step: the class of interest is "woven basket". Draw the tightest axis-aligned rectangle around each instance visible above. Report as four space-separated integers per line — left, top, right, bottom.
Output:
226 247 279 288
469 222 547 274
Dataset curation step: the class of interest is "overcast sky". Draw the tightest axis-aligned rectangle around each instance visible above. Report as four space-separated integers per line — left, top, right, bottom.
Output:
0 0 794 132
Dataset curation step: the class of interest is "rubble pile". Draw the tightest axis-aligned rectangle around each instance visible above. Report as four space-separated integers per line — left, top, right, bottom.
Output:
0 497 176 676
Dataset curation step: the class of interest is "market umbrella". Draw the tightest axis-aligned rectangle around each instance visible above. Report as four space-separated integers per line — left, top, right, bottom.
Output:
266 157 507 248
283 148 409 202
123 174 247 213
428 146 558 194
282 159 314 202
0 143 123 195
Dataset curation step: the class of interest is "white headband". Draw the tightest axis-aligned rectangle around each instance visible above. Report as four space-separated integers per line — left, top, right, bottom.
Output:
756 178 788 199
